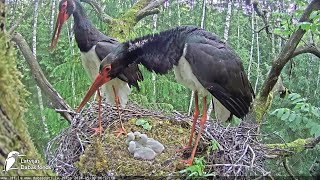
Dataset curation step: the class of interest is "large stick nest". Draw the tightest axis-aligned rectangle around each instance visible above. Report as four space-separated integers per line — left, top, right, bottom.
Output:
46 100 270 177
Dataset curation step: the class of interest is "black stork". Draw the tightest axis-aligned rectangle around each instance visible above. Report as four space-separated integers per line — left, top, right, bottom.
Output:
50 0 143 136
77 26 255 165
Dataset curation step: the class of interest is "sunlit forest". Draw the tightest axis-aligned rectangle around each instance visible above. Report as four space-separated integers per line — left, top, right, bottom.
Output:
1 0 320 177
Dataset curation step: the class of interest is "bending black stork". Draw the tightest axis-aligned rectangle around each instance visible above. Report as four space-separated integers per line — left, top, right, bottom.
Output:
78 26 255 165
50 0 143 136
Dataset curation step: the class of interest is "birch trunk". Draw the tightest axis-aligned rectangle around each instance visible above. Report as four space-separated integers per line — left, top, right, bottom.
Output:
223 0 232 43
237 4 240 49
188 0 207 116
207 0 232 119
177 0 181 26
67 20 76 102
32 0 49 137
247 8 255 80
152 14 158 103
254 17 260 92
49 0 56 35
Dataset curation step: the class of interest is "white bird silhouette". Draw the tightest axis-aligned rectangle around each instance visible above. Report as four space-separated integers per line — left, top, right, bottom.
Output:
3 151 25 172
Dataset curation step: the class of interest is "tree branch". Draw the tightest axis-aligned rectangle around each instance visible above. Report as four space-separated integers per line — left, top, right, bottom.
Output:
108 0 166 40
80 0 114 24
263 136 320 158
292 44 320 58
259 0 320 98
252 0 271 35
136 0 166 21
11 32 74 123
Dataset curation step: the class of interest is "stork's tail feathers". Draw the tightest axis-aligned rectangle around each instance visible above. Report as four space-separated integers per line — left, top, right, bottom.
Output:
208 87 254 121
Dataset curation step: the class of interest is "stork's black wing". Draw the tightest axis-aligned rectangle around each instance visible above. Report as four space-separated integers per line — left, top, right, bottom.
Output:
95 40 144 90
185 40 254 118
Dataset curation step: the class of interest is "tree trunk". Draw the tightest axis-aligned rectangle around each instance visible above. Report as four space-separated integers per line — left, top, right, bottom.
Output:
223 0 232 43
0 2 52 175
237 3 240 50
67 20 76 102
188 0 207 116
32 0 49 137
254 17 260 92
49 0 56 36
177 0 181 26
152 14 158 103
248 8 255 80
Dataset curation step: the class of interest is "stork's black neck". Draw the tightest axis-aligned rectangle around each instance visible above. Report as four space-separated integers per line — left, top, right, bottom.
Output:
122 26 222 74
72 0 106 52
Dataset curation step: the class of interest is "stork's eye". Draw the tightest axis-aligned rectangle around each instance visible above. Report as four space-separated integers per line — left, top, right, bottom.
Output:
105 67 111 71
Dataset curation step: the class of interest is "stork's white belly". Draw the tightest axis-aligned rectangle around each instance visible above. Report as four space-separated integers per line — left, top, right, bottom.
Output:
173 44 231 121
80 46 130 108
173 45 209 96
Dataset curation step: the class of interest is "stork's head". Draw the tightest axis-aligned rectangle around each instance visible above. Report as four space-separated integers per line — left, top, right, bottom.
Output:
50 0 76 51
76 44 131 112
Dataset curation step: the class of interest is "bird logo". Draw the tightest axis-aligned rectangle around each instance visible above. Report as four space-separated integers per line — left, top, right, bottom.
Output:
2 151 25 173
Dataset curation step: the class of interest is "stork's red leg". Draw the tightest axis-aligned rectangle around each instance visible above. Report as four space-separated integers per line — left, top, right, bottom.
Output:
182 96 207 166
91 89 103 135
177 91 199 152
112 86 126 137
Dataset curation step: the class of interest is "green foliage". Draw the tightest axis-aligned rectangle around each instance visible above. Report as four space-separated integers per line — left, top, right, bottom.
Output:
207 139 222 155
135 118 152 130
270 93 320 137
179 157 215 177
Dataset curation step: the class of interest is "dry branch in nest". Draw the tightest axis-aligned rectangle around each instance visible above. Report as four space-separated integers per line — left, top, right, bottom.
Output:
45 99 273 177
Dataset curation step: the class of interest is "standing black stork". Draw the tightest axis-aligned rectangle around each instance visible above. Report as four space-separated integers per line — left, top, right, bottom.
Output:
50 0 143 136
77 26 255 165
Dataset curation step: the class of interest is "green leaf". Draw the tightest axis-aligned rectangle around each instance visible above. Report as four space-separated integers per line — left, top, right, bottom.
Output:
292 98 305 104
136 119 147 126
294 103 304 110
288 113 296 122
311 24 317 33
274 28 283 35
310 11 320 20
281 110 290 121
270 109 278 115
210 140 221 151
298 22 311 31
142 123 152 130
301 103 310 112
288 93 301 101
276 108 285 119
311 107 320 117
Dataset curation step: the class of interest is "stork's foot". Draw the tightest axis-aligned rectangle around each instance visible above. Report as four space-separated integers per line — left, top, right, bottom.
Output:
176 145 193 153
181 158 194 166
91 127 103 136
114 127 126 138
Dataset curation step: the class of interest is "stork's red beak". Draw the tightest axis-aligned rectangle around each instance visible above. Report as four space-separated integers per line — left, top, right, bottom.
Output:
76 66 112 112
49 10 69 51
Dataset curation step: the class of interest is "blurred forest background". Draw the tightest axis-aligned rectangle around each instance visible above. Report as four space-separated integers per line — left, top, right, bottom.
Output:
5 0 320 176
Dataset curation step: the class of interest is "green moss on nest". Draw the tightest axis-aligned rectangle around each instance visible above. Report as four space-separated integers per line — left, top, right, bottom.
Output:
76 118 196 176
